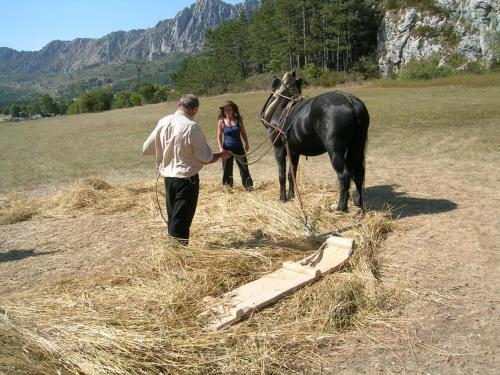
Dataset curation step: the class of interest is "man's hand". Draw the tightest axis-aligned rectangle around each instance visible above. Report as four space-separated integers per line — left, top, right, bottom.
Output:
205 149 231 164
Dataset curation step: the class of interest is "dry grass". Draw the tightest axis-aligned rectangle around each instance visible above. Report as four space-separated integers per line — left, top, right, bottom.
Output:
0 177 154 224
0 194 40 225
1 177 394 374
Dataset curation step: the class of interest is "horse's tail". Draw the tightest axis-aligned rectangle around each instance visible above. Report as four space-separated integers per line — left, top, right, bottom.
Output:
346 97 370 186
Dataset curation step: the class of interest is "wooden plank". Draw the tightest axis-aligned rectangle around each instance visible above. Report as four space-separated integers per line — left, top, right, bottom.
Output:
199 236 354 330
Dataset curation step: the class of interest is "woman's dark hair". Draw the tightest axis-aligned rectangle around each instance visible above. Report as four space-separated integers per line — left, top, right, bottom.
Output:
218 100 243 121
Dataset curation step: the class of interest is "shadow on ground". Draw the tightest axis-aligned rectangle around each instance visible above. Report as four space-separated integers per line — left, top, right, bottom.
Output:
0 249 56 263
365 184 457 218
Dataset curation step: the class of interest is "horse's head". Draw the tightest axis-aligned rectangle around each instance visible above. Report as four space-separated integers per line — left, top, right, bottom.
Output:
261 72 303 127
271 71 302 97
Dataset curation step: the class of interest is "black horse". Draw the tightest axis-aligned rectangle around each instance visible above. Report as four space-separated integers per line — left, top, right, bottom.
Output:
261 72 369 212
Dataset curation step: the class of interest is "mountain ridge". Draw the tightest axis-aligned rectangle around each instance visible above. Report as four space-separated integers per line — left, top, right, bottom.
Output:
0 0 259 74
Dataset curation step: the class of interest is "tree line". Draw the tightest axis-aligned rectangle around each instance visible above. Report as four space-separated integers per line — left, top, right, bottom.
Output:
2 0 382 118
1 83 170 118
173 0 381 95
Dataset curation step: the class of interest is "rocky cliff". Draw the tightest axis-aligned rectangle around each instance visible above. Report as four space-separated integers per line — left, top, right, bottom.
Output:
0 0 258 74
378 0 499 75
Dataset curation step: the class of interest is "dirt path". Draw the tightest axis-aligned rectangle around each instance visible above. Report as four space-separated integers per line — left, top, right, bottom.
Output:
318 155 500 373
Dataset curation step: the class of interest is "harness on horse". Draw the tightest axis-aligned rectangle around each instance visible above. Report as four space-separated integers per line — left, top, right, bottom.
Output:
260 93 304 139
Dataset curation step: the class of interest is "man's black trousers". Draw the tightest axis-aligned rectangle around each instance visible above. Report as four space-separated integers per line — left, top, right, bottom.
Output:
164 174 199 245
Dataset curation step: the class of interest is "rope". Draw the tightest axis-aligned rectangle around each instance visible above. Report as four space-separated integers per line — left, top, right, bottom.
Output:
259 93 310 228
229 128 283 165
231 95 303 165
155 173 168 225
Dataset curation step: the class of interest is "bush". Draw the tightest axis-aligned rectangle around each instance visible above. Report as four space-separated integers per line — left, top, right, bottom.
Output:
304 63 321 81
79 89 113 113
68 100 81 115
461 61 488 74
383 0 445 12
129 93 143 106
439 25 460 47
352 56 381 80
309 70 350 87
413 25 436 38
112 92 134 109
398 55 452 80
493 32 500 67
446 53 468 69
228 73 275 93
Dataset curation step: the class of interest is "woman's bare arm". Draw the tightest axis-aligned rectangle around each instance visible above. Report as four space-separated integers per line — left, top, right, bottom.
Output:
240 119 250 151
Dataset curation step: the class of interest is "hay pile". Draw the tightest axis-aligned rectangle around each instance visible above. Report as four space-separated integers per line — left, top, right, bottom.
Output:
1 177 393 374
0 177 154 224
0 193 40 225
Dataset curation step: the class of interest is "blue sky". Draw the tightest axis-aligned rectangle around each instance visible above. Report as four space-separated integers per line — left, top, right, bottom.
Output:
0 0 241 51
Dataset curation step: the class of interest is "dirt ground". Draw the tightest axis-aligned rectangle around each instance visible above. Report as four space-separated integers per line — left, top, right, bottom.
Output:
315 154 500 373
1 148 498 373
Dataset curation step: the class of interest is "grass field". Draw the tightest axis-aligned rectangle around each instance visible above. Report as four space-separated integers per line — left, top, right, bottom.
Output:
1 72 499 193
1 72 499 374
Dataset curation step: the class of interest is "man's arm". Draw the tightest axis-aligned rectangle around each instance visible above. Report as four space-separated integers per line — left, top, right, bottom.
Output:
202 150 231 164
190 124 230 164
142 122 162 155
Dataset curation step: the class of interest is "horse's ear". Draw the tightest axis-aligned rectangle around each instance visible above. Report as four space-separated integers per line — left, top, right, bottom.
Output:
296 78 302 93
271 77 281 92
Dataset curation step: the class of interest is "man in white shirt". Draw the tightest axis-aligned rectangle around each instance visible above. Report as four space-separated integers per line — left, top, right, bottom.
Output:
143 94 230 245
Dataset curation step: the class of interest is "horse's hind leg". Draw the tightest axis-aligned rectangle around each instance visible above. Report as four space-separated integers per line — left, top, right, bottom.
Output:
329 150 351 212
346 136 366 210
351 165 365 209
287 153 300 200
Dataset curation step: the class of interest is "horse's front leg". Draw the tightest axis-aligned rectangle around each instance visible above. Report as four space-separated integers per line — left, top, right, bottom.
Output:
274 146 287 201
287 153 300 200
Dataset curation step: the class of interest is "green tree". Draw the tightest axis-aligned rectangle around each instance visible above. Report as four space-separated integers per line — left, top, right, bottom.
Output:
173 55 213 96
153 85 170 102
57 98 72 115
9 104 21 117
26 101 40 116
112 92 134 109
68 100 81 115
79 89 113 113
40 94 56 116
129 93 143 106
139 83 156 103
170 0 380 92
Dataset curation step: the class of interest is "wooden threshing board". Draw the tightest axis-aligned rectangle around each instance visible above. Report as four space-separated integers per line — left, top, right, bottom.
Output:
199 236 354 330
